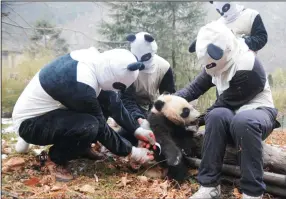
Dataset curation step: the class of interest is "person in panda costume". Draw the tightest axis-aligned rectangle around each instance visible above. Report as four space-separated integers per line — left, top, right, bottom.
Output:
12 47 154 182
117 32 176 147
176 21 280 198
209 1 268 53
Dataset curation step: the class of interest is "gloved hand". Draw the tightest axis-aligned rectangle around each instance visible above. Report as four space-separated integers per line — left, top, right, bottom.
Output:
134 118 156 150
129 146 154 164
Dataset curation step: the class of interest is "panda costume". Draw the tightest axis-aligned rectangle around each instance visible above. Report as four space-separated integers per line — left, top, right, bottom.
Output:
176 22 280 199
12 48 154 181
117 32 176 145
210 1 268 53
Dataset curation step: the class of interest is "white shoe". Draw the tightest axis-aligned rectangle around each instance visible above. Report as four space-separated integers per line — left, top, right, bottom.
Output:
242 193 262 199
189 185 221 199
15 137 30 153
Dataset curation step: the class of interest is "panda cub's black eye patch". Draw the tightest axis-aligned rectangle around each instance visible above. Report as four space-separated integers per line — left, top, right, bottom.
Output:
222 3 230 13
206 63 217 69
180 107 190 118
112 82 127 92
141 53 152 62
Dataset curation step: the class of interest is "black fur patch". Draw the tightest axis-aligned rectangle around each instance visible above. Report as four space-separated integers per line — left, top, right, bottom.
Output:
126 34 136 42
154 100 165 111
144 34 155 42
189 40 196 53
180 108 190 118
127 62 143 71
207 43 223 60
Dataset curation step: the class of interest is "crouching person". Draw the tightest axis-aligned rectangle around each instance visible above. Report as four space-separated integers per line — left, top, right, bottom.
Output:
12 48 154 182
176 22 280 199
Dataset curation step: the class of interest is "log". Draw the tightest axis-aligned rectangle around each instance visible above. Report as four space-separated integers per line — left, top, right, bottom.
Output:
190 130 286 175
186 157 286 188
221 175 286 198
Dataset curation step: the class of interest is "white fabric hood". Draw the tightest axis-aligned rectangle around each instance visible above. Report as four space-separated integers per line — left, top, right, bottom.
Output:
213 2 244 23
128 32 158 73
71 48 141 92
195 21 253 94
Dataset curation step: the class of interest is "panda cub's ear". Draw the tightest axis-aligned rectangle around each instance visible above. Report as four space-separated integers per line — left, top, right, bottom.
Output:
126 34 136 42
154 100 165 112
188 39 197 53
144 34 155 42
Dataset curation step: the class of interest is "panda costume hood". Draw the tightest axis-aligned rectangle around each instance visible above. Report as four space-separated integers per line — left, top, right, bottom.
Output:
127 32 158 73
70 48 143 92
190 21 253 94
211 1 244 24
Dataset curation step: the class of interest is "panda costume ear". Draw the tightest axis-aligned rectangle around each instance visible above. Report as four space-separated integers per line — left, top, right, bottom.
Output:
188 39 197 53
144 34 155 42
126 34 136 42
154 100 165 112
127 62 144 71
207 43 223 60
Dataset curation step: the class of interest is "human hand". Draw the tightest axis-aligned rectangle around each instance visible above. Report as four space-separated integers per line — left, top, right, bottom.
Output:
129 146 154 164
134 127 156 150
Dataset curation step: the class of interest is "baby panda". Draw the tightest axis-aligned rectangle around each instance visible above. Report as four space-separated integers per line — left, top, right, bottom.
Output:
147 93 200 182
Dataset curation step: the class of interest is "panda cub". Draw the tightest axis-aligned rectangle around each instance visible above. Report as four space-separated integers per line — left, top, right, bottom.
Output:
147 93 200 182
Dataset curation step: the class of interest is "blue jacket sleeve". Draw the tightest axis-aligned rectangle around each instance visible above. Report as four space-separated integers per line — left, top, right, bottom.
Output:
97 90 140 133
121 83 147 120
159 67 176 94
244 14 268 51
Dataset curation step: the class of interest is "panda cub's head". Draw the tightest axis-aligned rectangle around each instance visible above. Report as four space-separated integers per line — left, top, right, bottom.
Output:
151 93 200 126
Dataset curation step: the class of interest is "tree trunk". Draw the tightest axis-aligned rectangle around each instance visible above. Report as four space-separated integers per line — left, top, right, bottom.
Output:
171 3 176 72
189 130 286 175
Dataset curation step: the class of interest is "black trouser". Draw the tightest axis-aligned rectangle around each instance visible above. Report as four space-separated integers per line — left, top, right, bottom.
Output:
198 107 278 196
19 109 132 165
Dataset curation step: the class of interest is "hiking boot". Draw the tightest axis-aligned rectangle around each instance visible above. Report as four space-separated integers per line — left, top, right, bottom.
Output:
81 147 105 160
189 185 221 199
46 159 73 182
242 193 263 199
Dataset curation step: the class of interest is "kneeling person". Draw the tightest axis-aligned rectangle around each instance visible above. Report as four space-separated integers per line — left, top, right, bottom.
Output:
12 48 154 182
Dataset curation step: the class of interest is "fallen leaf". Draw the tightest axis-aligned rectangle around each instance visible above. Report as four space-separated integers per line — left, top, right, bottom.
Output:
233 188 242 199
43 185 50 193
137 175 148 183
4 157 25 168
51 185 62 192
2 147 12 154
121 174 133 187
40 175 56 186
159 180 168 196
79 184 95 194
23 177 40 186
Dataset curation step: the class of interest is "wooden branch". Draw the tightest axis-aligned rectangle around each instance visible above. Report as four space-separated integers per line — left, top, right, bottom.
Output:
2 22 127 45
221 175 286 198
186 157 286 188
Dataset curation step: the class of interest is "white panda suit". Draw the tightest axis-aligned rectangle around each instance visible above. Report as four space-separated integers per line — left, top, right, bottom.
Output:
210 1 268 52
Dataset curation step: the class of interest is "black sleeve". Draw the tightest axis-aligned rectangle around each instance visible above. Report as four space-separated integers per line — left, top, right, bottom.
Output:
198 61 266 126
97 90 140 133
175 69 215 102
159 67 176 94
57 83 133 156
244 14 268 51
121 83 146 121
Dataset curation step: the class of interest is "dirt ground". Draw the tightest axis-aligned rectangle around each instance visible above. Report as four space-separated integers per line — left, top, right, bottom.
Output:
1 123 286 199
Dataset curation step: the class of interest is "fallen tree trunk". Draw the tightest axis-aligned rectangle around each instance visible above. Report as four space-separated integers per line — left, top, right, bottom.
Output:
190 130 286 175
221 175 286 198
186 157 286 188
